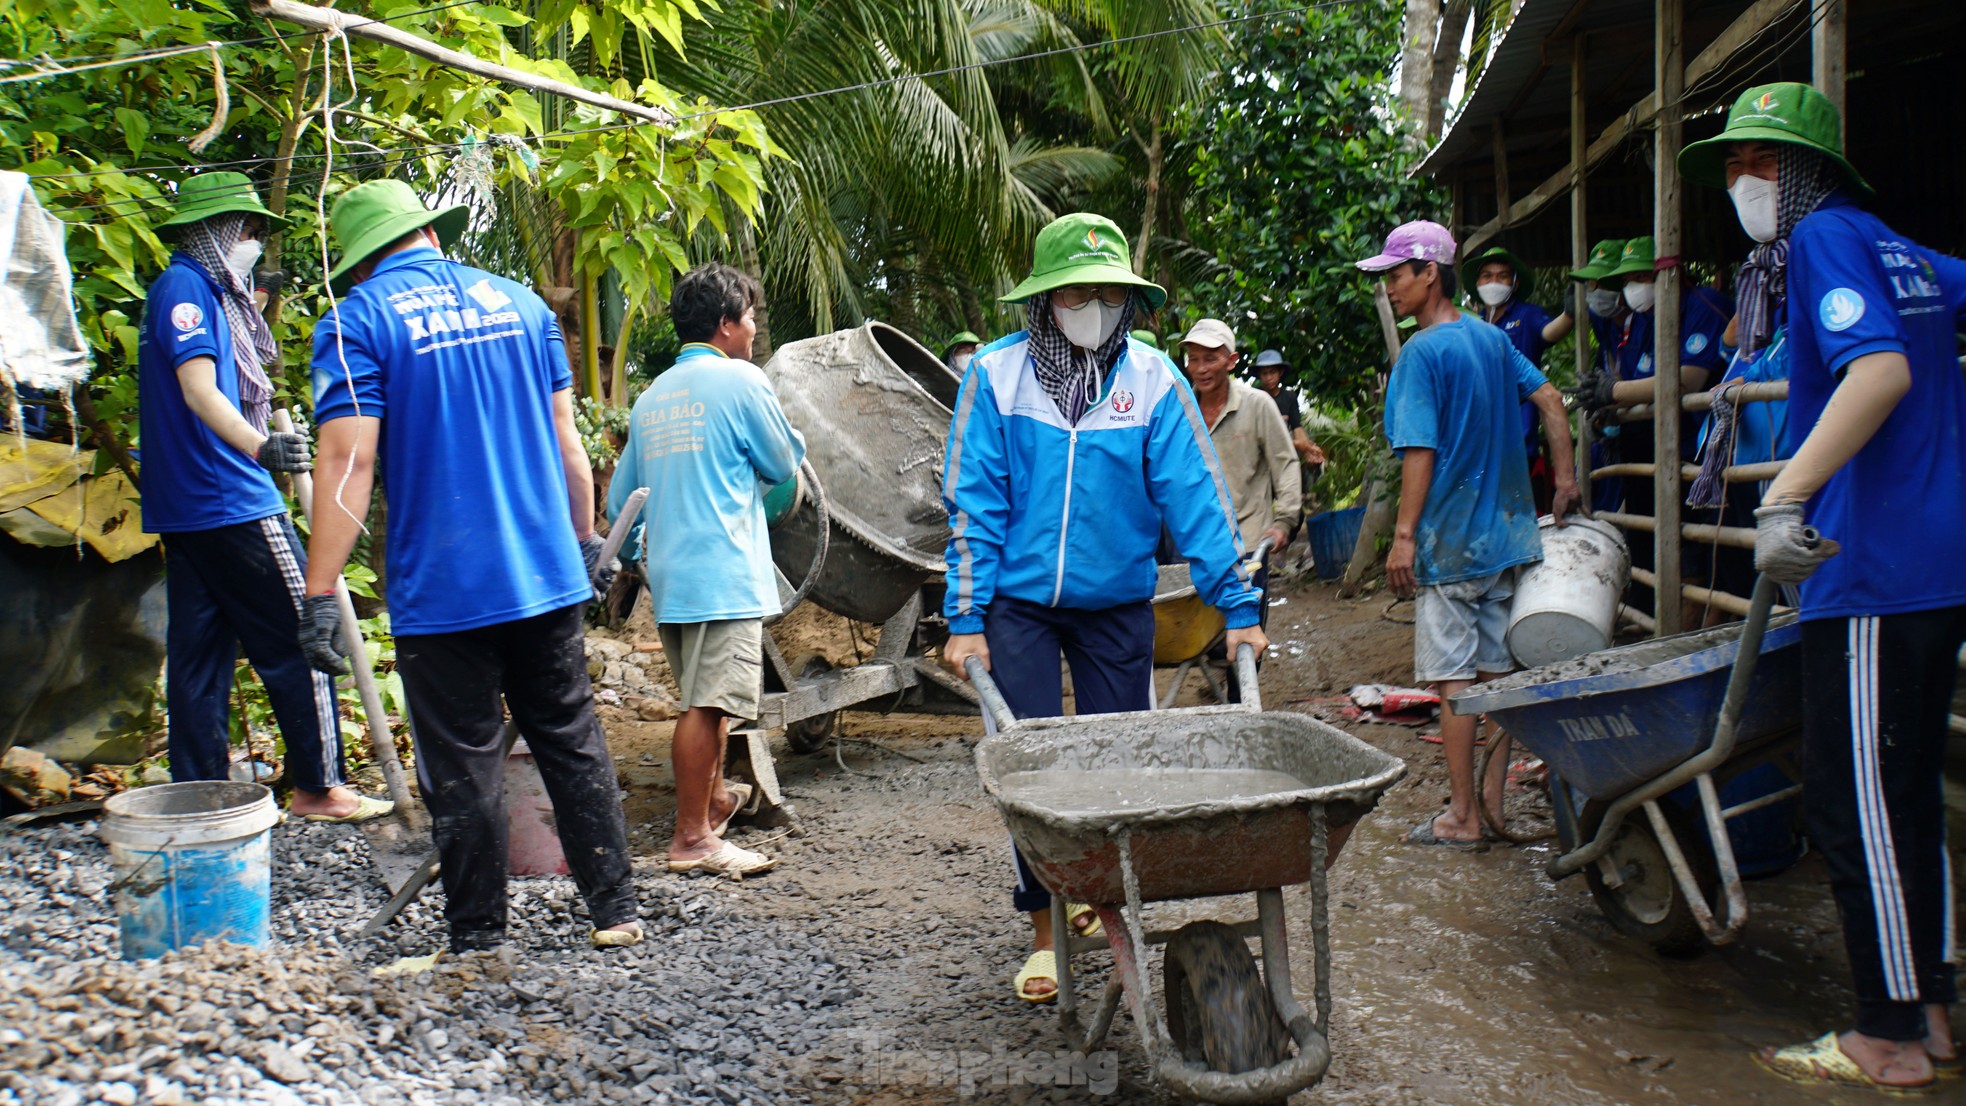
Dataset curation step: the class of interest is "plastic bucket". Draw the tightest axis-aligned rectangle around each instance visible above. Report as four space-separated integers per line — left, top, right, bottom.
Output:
99 781 279 959
1506 515 1631 668
1305 507 1365 581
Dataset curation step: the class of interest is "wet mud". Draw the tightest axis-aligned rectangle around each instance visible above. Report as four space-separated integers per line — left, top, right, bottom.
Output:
604 571 1966 1104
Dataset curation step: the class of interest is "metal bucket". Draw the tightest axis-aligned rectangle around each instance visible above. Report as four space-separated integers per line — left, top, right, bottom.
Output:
762 321 955 624
100 781 279 959
1507 514 1630 668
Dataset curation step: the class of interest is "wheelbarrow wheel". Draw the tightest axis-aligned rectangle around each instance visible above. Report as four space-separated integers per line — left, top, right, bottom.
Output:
1581 799 1715 957
1163 921 1287 1087
784 654 839 754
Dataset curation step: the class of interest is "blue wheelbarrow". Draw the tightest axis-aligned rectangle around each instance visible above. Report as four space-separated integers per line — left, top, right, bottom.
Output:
1451 577 1806 954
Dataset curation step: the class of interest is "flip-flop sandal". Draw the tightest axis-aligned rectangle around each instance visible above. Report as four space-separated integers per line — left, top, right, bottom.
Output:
590 923 645 949
300 795 395 824
1014 949 1058 1004
1752 1033 1936 1096
1405 817 1482 848
1067 903 1103 939
1931 1047 1962 1080
712 783 755 837
667 840 777 878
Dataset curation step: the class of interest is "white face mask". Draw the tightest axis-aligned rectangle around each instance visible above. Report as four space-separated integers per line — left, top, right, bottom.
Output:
1623 281 1656 313
1053 300 1122 350
1729 172 1780 243
951 352 973 372
227 238 264 283
1586 288 1623 317
1476 281 1512 307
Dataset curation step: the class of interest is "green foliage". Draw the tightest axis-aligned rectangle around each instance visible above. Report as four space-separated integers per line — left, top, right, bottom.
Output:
1180 0 1444 407
574 395 630 467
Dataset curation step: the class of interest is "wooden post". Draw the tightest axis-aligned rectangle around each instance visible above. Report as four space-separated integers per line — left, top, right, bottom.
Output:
1570 33 1592 508
1812 0 1846 117
1339 285 1406 598
1652 0 1685 636
1491 119 1512 232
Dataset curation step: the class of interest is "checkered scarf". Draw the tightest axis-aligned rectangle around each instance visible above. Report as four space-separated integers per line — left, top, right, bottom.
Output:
178 213 279 434
1734 145 1840 357
1025 291 1135 424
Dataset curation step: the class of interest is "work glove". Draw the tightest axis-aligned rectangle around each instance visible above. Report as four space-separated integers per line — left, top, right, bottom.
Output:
253 268 288 297
1752 504 1841 585
580 533 618 598
255 431 312 473
297 593 350 676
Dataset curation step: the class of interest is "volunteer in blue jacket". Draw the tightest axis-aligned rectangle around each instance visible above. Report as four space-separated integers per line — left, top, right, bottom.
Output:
137 172 380 822
941 213 1265 1004
1463 246 1577 513
1682 82 1966 1094
299 180 640 955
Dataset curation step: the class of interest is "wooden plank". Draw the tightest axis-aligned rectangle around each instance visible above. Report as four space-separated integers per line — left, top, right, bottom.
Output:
1459 0 1804 255
1653 0 1686 636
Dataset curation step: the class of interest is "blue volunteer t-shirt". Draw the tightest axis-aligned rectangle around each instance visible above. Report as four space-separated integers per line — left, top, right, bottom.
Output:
311 247 589 635
1489 299 1554 455
1587 288 1730 383
609 344 806 624
1383 315 1549 585
137 255 287 533
1784 194 1966 621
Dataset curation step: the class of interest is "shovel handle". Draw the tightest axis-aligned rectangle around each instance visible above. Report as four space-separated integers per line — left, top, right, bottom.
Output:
274 409 413 810
600 487 647 566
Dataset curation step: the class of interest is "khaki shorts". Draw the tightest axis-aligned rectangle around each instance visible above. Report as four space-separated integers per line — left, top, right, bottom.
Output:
658 619 764 719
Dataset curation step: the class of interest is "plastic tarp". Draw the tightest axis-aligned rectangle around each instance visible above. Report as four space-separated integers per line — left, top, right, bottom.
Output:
0 170 90 398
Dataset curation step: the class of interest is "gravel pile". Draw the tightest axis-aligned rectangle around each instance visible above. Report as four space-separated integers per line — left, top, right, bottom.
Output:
0 820 860 1105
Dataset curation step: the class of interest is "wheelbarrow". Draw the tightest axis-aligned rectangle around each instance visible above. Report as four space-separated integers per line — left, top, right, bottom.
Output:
969 647 1405 1103
1450 576 1804 954
1151 539 1271 709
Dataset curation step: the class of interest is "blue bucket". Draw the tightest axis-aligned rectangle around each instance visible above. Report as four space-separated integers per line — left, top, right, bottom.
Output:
1305 507 1366 581
100 781 279 959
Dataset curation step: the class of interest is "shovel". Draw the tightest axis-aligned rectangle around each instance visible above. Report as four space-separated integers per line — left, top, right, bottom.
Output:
357 485 649 936
274 409 427 892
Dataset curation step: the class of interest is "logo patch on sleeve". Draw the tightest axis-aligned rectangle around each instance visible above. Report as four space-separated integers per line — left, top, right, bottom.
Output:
1684 333 1709 356
1820 288 1865 332
170 303 204 331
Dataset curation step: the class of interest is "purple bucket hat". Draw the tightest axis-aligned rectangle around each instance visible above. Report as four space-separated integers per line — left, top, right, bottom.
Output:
1354 220 1458 273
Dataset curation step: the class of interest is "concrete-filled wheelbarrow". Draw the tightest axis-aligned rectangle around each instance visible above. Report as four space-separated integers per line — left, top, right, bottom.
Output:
968 648 1404 1103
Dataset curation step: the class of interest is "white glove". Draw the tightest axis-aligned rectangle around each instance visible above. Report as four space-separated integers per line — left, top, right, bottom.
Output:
1752 504 1840 585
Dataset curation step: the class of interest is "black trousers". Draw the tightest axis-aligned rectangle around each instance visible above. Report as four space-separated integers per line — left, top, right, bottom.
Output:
986 597 1155 914
396 603 636 950
1801 608 1964 1040
163 516 343 792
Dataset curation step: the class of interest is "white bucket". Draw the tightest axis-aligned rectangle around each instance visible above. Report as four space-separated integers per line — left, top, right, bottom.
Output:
100 781 280 959
1506 515 1631 668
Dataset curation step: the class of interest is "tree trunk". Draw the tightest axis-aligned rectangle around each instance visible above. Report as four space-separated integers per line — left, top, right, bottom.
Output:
735 214 774 362
579 271 602 399
1427 0 1474 140
1400 0 1443 140
1135 122 1164 276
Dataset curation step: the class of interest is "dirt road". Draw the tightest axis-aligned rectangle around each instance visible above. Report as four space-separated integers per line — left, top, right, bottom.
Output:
608 572 1966 1105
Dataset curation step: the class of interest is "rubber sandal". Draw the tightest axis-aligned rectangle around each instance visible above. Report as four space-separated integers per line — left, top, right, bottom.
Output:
666 841 777 878
300 795 395 824
712 783 754 837
1753 1033 1936 1096
1066 903 1103 939
590 923 645 949
1931 1051 1962 1081
1405 817 1482 848
1014 949 1058 1004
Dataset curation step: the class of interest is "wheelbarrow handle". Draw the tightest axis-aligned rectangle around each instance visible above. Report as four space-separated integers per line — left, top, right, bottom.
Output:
963 656 1020 732
1234 642 1261 712
600 487 648 567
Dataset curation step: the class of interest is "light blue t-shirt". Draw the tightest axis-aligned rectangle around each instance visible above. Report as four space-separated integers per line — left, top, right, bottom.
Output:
610 345 806 624
138 255 288 533
312 247 590 635
1383 315 1549 585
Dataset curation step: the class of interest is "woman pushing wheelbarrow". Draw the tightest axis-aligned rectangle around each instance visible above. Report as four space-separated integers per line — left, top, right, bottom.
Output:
939 212 1282 1003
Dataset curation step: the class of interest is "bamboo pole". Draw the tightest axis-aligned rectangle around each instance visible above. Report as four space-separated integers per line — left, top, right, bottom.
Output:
1571 33 1592 508
249 0 675 125
1812 0 1846 118
1339 286 1406 598
1652 0 1686 636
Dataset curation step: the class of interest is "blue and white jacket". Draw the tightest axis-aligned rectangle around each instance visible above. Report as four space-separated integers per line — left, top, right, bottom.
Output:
940 333 1260 635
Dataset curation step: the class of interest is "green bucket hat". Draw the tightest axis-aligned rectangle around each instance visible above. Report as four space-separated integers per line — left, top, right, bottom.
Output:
1128 329 1161 350
325 179 470 294
1568 238 1628 282
1461 246 1536 301
1002 212 1166 309
1606 236 1656 278
942 330 982 356
1678 82 1872 198
157 171 288 232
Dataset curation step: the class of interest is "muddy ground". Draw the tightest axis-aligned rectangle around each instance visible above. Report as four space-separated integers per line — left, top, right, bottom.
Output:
610 570 1966 1105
